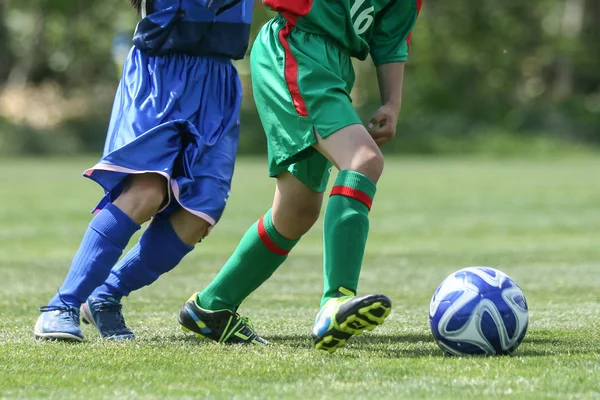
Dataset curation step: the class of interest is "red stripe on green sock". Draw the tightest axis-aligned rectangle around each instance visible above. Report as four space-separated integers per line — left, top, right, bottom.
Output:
330 186 373 210
257 216 290 255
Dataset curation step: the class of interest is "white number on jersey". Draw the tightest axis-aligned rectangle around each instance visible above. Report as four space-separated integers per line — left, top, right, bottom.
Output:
350 0 375 35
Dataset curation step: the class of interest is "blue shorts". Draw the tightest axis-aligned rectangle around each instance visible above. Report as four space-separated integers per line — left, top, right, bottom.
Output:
85 48 241 227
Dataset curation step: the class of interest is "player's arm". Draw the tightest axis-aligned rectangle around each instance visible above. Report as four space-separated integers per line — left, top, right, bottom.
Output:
376 62 404 109
368 63 405 147
367 0 421 147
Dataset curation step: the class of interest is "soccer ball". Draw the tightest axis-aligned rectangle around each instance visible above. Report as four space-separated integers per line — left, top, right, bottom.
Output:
429 267 528 356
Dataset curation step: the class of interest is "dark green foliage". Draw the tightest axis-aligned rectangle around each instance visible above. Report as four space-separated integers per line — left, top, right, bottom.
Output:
0 0 599 154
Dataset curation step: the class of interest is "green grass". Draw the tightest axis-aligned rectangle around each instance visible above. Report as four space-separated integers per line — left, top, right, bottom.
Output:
1 156 599 399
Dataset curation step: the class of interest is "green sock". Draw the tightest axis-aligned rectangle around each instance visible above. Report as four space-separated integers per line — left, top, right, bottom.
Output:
197 209 299 311
322 170 376 307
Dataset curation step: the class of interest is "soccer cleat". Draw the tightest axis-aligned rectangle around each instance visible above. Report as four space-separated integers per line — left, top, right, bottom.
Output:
178 293 268 345
81 297 134 340
34 304 84 342
312 288 392 353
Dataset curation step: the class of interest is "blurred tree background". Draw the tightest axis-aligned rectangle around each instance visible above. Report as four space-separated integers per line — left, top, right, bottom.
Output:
0 0 599 156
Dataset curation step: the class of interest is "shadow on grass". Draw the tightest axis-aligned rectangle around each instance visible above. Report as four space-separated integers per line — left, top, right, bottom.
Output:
263 332 441 358
515 340 599 356
352 333 433 344
141 330 598 358
352 333 441 358
513 328 600 356
262 332 599 358
262 334 312 349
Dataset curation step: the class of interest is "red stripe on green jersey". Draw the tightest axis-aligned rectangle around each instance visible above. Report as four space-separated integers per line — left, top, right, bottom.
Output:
330 186 373 210
263 0 421 65
264 0 312 18
277 22 309 117
406 0 423 47
257 216 290 255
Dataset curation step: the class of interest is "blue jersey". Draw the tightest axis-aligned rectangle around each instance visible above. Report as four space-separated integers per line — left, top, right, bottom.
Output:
133 0 253 59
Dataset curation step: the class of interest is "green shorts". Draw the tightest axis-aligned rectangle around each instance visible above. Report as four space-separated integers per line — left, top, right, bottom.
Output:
250 15 361 193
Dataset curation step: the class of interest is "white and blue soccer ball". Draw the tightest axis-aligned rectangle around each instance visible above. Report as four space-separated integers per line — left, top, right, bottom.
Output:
429 267 528 356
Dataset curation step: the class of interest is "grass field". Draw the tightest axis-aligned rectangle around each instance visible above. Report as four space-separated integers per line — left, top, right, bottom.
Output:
1 156 599 399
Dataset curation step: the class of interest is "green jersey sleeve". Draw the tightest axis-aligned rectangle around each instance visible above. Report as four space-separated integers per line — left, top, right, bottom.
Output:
369 0 421 65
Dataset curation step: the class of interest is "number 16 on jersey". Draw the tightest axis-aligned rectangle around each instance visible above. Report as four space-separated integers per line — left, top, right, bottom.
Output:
350 0 375 34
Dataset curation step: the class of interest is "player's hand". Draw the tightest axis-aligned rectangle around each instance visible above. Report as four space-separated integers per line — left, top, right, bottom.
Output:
367 104 399 147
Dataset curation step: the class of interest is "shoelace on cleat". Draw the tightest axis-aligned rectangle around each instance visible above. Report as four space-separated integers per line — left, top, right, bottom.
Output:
90 300 128 331
39 294 79 325
38 305 79 325
39 293 73 312
90 300 122 313
238 315 255 332
219 314 258 342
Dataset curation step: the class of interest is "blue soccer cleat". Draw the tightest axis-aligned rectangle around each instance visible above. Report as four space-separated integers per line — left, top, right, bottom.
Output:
35 305 84 342
312 288 392 353
81 297 134 340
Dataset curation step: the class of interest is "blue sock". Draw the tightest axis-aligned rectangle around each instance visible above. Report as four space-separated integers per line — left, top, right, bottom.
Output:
92 217 194 301
48 203 140 308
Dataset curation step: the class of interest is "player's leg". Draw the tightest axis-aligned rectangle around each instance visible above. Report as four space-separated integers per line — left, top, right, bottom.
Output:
91 208 207 304
309 125 391 353
80 133 234 340
179 170 323 344
35 173 167 341
266 23 392 352
315 125 383 303
80 209 205 340
197 170 323 310
76 54 244 340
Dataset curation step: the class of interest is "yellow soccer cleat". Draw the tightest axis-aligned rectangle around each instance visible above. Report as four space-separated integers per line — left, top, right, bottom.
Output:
312 288 391 353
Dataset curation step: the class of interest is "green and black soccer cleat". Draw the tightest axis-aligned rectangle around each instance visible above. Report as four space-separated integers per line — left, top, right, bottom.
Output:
178 293 268 345
312 288 392 353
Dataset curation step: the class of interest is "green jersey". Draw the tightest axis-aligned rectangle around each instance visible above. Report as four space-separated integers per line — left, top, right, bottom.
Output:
263 0 422 65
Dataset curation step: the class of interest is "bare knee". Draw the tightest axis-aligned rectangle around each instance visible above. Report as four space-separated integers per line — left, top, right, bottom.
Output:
273 205 320 239
345 146 384 183
294 203 321 234
271 172 324 239
272 201 321 239
313 125 384 183
114 174 168 224
169 209 211 246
